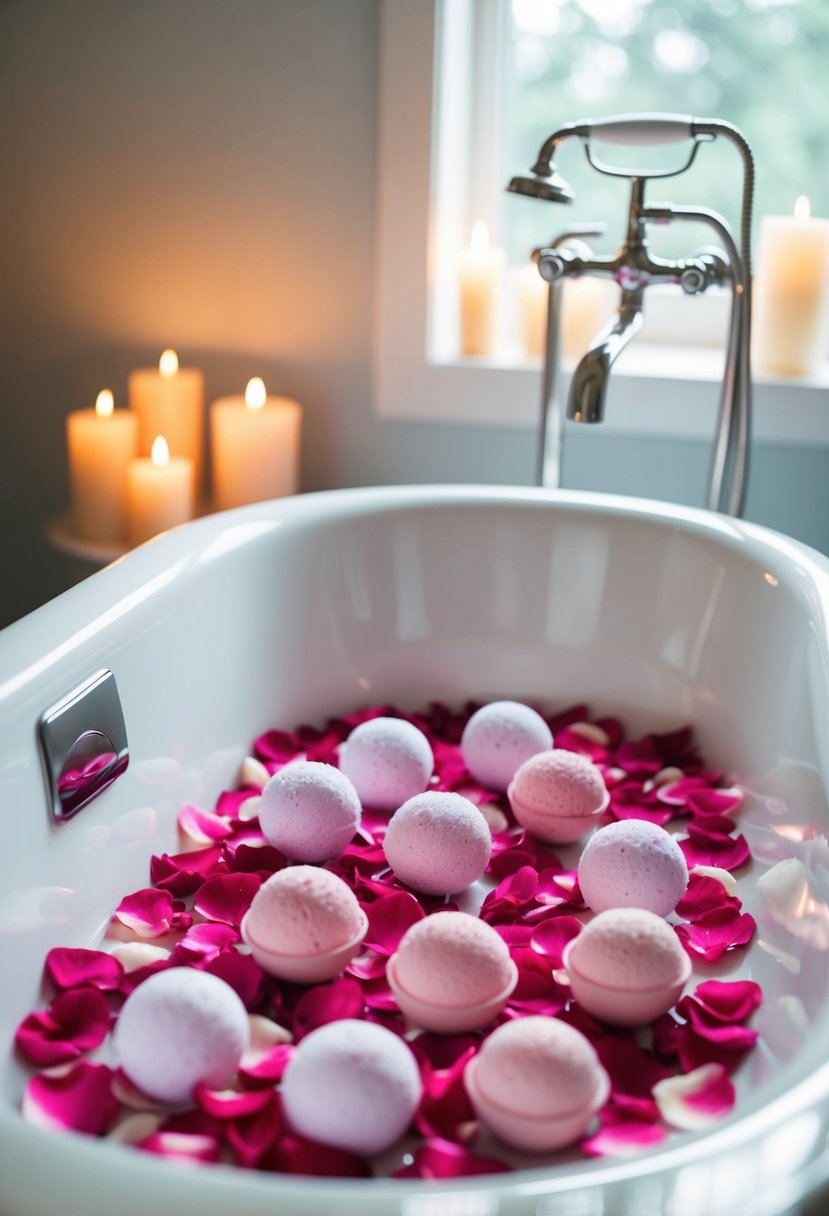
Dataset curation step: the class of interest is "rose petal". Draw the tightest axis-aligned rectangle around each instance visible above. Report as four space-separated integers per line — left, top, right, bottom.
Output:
194 1084 274 1120
595 1037 672 1099
414 1046 477 1143
687 787 743 818
653 1063 736 1129
238 1043 296 1088
677 1023 758 1074
112 888 179 938
226 1092 283 1166
529 915 582 964
23 1062 119 1135
223 841 286 875
150 847 226 896
138 1132 221 1164
193 873 263 929
202 950 265 1008
262 1134 371 1178
293 978 365 1041
16 989 111 1067
173 922 240 963
394 1138 509 1179
679 826 750 871
363 891 425 955
675 908 756 962
45 947 123 992
178 804 232 845
675 874 742 922
580 1111 667 1158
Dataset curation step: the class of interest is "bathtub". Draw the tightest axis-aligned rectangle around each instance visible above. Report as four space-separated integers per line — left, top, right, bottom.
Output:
2 485 829 1216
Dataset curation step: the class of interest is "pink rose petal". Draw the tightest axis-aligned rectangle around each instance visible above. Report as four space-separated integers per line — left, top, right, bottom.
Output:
691 979 763 1024
202 950 265 1008
194 1084 275 1120
44 947 123 992
178 804 232 844
226 1092 283 1166
138 1132 221 1164
595 1037 672 1100
580 1111 667 1158
172 922 239 963
679 825 750 871
675 908 756 962
675 874 742 922
150 847 226 896
112 888 181 938
530 915 582 964
23 1062 119 1135
193 873 263 929
653 1062 736 1129
687 787 743 817
293 978 365 1041
363 891 425 955
253 729 301 765
262 1134 371 1178
16 989 112 1067
238 1043 295 1088
223 841 287 874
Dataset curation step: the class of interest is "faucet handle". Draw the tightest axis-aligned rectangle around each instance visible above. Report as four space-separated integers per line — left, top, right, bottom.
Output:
587 114 694 146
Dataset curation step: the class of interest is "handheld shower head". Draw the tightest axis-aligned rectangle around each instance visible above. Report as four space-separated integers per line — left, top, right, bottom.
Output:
507 168 574 204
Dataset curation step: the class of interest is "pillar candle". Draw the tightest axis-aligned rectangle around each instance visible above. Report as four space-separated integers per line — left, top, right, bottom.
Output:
459 222 506 356
210 377 302 511
126 435 194 545
754 196 829 376
128 349 205 492
66 389 138 543
515 263 547 359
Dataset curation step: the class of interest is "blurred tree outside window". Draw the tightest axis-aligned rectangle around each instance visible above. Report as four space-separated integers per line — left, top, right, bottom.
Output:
488 0 829 267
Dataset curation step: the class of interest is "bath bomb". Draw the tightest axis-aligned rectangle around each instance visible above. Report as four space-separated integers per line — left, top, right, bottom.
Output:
461 701 553 792
338 717 434 811
508 748 609 844
281 1019 421 1157
578 819 688 917
465 1016 610 1151
383 791 492 894
563 907 691 1025
241 865 367 982
388 911 517 1032
259 760 361 863
114 968 249 1104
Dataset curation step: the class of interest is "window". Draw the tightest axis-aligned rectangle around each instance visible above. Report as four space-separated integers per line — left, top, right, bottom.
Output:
374 0 829 444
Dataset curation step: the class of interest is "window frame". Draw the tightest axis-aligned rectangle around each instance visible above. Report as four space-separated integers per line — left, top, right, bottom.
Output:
373 0 829 447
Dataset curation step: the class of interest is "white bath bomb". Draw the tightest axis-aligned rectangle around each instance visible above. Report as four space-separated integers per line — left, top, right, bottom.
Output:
281 1019 421 1157
461 701 553 792
338 717 434 811
578 818 688 917
260 760 362 862
114 968 249 1104
383 791 492 894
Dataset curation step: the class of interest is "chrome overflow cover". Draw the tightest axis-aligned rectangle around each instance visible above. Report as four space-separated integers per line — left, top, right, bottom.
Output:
38 668 129 822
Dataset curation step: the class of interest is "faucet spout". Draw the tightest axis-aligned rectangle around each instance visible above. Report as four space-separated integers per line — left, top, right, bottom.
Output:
567 288 644 423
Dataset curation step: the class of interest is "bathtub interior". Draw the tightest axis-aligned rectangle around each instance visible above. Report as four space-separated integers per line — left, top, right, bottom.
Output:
2 487 829 1210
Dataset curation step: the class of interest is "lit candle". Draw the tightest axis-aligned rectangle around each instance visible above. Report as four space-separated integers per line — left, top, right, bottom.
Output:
126 434 194 545
459 221 506 356
754 196 829 376
66 389 138 542
128 349 205 492
515 263 547 359
210 377 302 511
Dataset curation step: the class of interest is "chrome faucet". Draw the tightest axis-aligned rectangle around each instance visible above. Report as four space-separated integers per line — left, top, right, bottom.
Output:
509 114 755 517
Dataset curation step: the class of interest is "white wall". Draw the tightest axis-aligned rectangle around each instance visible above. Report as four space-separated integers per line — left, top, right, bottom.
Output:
1 0 827 628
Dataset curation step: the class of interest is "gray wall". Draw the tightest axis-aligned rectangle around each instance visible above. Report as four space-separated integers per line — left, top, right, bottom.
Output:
1 0 827 629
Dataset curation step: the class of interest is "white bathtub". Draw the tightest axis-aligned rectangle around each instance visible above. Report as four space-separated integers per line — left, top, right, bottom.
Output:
2 485 829 1215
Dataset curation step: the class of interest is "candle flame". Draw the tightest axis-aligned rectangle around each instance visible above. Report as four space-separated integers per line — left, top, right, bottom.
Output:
470 220 490 253
151 435 170 466
245 377 267 410
95 389 114 418
794 195 811 221
159 349 179 377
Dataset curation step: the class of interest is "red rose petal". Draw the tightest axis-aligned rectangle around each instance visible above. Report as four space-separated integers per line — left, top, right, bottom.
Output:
595 1037 672 1099
226 1092 283 1166
23 1062 119 1134
194 1084 274 1120
363 891 425 955
45 947 123 992
293 978 365 1041
16 989 112 1067
193 873 263 929
687 787 743 818
178 804 232 844
113 888 178 938
675 874 742 922
139 1132 221 1164
581 1111 666 1157
253 729 301 765
238 1043 295 1088
414 1046 477 1143
201 950 265 1008
530 915 582 964
150 847 226 896
675 908 756 962
394 1138 509 1179
678 1024 758 1074
691 979 763 1023
679 826 750 871
263 1134 371 1178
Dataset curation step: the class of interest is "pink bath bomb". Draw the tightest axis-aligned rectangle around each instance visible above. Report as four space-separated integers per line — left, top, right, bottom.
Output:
508 748 609 843
461 701 553 792
563 907 691 1025
465 1016 609 1151
281 1019 421 1157
338 717 434 811
114 968 249 1104
260 761 361 863
578 819 688 917
243 866 365 956
383 791 491 894
388 911 516 1032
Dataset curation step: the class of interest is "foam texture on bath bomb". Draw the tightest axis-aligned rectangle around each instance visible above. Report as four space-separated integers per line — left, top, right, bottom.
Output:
281 1019 421 1157
338 717 434 811
461 701 553 792
114 968 249 1104
392 911 513 1008
472 1015 606 1118
244 865 364 956
383 791 492 894
578 819 688 917
259 760 361 863
510 748 607 819
566 907 688 990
